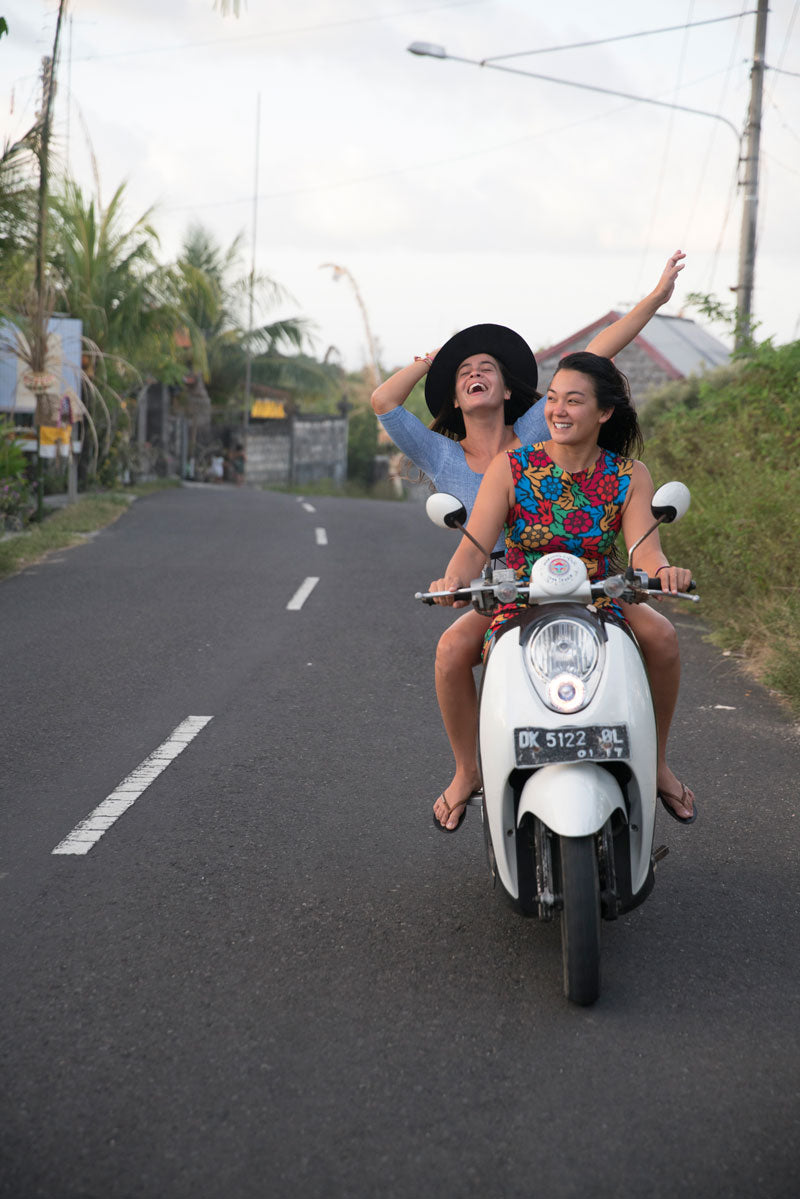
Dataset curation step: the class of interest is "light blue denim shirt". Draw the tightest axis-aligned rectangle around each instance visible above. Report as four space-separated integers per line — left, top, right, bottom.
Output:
377 398 549 552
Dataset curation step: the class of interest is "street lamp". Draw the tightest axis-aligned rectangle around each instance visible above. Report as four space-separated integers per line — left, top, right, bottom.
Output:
408 9 771 350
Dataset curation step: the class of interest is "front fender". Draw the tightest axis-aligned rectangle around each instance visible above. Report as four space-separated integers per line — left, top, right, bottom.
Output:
517 763 626 837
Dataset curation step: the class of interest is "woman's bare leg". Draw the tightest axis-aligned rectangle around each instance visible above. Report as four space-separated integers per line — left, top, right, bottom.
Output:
432 608 488 829
625 602 694 819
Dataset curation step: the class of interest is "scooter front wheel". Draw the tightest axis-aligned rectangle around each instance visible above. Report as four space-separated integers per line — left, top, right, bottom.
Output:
558 835 601 1006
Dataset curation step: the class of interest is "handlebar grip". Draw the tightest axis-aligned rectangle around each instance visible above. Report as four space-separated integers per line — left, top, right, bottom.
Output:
646 576 696 592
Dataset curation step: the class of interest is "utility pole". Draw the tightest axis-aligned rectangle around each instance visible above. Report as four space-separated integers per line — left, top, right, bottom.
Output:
30 0 67 520
734 0 768 349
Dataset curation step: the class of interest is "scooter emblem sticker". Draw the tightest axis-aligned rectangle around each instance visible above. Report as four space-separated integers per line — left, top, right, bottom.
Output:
548 556 572 577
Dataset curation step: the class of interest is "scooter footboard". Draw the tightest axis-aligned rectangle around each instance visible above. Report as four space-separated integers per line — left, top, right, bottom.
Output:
517 763 626 837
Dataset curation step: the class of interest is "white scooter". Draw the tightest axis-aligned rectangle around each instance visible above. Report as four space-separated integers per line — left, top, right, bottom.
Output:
417 483 698 1006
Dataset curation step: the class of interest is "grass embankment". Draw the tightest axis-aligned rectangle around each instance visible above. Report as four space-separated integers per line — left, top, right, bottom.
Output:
0 480 180 581
264 477 403 501
639 338 800 712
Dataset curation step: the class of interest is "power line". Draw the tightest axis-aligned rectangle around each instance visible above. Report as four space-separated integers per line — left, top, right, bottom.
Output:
635 0 697 294
157 63 739 215
71 0 482 63
483 10 758 64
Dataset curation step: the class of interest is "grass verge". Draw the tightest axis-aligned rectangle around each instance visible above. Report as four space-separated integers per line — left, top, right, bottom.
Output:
263 477 404 501
641 339 800 714
0 480 180 581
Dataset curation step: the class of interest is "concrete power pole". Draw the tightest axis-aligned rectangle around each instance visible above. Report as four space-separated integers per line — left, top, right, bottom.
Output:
735 0 769 349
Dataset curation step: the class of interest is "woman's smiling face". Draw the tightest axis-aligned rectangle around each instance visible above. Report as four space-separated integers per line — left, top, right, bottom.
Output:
545 368 612 445
454 353 509 413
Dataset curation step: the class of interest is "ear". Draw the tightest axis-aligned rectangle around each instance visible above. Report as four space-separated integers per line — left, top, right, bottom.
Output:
597 406 614 424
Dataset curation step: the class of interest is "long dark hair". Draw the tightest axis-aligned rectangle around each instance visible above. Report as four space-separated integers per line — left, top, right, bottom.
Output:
430 361 541 441
554 351 643 458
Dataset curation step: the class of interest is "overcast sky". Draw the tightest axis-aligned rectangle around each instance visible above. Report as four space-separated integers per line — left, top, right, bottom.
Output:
3 0 799 374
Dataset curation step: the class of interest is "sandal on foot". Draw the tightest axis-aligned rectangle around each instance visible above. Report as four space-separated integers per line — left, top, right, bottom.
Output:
432 789 467 833
658 782 697 825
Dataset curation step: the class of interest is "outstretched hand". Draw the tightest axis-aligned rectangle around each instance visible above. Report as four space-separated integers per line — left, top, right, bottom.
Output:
653 250 686 305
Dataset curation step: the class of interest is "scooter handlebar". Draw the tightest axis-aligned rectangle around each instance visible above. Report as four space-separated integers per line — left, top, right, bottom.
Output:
415 587 479 606
417 577 699 606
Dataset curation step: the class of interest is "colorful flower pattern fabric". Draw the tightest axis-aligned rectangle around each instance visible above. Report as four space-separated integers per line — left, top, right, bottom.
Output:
484 443 634 655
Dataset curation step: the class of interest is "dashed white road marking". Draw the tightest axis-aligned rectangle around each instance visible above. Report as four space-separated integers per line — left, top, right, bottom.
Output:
302 502 316 513
287 576 319 610
315 527 328 546
52 716 213 856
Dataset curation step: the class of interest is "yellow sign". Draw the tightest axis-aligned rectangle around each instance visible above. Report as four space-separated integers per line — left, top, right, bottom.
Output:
38 425 71 458
250 399 286 419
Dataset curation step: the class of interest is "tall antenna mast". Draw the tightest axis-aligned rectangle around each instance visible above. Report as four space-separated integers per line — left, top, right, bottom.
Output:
243 91 261 431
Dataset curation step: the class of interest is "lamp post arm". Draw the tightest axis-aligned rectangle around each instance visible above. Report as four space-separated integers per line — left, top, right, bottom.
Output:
437 51 743 144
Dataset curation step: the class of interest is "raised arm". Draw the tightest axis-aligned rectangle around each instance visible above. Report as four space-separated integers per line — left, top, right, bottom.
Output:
586 250 685 359
370 350 438 415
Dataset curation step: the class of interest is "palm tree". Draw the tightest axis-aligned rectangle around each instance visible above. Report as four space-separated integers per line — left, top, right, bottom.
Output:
48 179 181 456
171 224 313 407
0 132 39 316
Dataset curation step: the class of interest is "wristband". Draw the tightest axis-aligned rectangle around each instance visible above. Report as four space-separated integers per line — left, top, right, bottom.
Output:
414 354 433 367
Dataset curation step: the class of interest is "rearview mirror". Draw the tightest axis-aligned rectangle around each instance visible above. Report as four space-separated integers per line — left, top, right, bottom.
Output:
651 482 690 524
425 493 468 530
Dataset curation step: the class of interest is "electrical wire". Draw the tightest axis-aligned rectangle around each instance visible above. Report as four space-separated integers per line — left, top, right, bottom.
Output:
683 3 748 263
156 63 740 214
483 11 758 63
634 0 696 294
71 0 483 63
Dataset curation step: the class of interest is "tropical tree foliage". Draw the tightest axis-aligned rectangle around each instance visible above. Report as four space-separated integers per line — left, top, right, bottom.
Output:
0 131 39 313
47 179 181 456
170 224 315 407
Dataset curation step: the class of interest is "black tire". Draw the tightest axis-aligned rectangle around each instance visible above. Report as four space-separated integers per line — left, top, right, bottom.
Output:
559 835 601 1006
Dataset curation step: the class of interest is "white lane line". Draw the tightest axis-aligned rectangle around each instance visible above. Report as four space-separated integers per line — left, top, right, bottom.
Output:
315 527 328 546
302 502 316 513
52 715 213 856
287 576 319 610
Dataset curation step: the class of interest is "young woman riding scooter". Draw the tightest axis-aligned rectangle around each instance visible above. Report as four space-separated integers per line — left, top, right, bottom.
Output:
371 252 695 831
427 350 696 830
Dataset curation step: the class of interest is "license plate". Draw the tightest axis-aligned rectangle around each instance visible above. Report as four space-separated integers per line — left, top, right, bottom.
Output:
514 724 630 766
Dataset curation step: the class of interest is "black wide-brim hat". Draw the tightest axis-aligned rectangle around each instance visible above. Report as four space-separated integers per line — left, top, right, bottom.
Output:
425 323 538 428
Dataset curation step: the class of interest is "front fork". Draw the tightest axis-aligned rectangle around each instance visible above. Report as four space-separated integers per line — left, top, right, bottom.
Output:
511 816 619 921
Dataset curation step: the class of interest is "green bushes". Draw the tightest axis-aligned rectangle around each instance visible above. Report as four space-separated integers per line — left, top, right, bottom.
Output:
0 418 33 528
640 340 800 710
347 404 379 487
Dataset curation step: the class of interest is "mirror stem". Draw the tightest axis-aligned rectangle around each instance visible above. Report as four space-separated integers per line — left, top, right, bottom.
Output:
452 521 491 568
626 515 666 579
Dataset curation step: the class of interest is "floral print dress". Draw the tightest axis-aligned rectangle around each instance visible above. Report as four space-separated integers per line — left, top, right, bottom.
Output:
483 443 635 655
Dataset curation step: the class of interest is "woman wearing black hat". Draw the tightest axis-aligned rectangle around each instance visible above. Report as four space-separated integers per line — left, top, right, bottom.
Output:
372 252 689 831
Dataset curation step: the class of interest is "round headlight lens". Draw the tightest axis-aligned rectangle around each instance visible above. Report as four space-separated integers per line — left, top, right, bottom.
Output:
528 619 600 682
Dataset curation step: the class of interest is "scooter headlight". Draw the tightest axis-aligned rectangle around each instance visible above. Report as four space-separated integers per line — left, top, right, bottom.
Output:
526 619 602 713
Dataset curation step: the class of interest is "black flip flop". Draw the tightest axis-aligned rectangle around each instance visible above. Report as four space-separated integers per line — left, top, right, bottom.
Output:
658 784 697 825
432 790 468 833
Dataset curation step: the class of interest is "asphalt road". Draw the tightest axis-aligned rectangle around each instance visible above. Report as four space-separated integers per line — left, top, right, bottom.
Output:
1 484 798 1199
